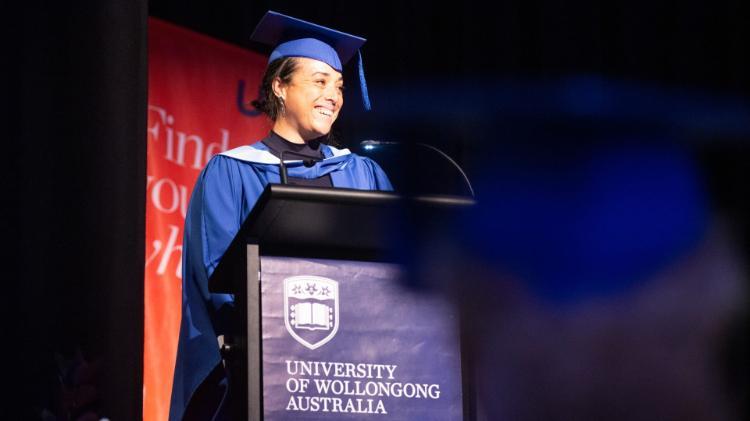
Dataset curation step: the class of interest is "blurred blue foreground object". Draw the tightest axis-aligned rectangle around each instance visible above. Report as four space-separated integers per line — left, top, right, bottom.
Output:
461 141 708 303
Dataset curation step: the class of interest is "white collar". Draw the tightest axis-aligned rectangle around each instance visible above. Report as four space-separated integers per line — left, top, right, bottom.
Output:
219 144 351 164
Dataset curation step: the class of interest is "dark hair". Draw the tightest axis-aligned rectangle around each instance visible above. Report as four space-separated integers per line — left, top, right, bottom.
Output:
251 57 299 121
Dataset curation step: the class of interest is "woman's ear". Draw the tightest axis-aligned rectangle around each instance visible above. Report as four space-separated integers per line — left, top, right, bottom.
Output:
272 77 286 101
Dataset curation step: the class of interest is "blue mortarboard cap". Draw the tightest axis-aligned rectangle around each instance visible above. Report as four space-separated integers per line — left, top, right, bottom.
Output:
250 11 372 110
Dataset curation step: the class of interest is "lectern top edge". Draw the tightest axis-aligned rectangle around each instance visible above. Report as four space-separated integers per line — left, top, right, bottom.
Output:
265 183 476 207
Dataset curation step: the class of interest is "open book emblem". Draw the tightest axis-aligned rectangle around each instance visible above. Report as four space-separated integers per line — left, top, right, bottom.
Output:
284 276 339 350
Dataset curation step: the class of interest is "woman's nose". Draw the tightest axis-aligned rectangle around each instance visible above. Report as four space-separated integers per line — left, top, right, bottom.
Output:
324 84 341 103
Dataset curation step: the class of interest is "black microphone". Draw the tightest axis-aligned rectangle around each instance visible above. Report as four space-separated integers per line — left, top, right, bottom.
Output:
360 140 475 197
278 150 322 184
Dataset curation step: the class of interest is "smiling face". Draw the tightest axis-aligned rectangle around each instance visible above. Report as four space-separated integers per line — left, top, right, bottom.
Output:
272 57 344 143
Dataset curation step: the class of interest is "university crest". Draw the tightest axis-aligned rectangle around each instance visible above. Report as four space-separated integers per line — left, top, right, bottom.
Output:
284 275 339 350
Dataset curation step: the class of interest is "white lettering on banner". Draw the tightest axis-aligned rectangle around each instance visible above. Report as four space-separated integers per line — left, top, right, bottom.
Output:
151 177 179 214
148 104 230 170
147 175 189 218
146 223 183 279
281 359 442 415
144 174 192 279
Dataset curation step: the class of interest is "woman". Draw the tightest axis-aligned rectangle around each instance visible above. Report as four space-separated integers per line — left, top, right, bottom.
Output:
169 11 392 421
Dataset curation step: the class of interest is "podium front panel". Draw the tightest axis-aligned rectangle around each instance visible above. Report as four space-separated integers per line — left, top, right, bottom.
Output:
258 256 463 420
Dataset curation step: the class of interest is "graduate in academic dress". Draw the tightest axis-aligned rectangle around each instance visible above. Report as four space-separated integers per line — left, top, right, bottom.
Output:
169 11 392 421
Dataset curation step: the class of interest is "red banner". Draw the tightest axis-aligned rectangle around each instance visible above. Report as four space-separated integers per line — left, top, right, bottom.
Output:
145 18 270 421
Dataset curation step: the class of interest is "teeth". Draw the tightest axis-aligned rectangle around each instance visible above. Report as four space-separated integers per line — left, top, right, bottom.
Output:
318 108 332 117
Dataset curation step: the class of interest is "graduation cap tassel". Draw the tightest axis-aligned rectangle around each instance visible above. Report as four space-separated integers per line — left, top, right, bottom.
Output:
358 50 372 111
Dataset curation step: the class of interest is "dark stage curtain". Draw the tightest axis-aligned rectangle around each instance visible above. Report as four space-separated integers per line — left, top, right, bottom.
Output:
6 2 147 419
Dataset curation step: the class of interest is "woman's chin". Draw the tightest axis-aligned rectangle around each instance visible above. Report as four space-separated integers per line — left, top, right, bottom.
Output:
307 125 333 139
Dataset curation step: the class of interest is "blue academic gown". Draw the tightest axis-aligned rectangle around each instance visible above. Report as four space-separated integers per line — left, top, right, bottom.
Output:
169 141 392 421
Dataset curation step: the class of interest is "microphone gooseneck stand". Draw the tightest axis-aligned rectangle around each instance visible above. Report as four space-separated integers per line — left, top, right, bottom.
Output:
278 150 321 184
360 140 475 198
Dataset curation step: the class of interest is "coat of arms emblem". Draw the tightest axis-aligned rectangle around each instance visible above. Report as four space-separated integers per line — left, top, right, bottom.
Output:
284 275 339 350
